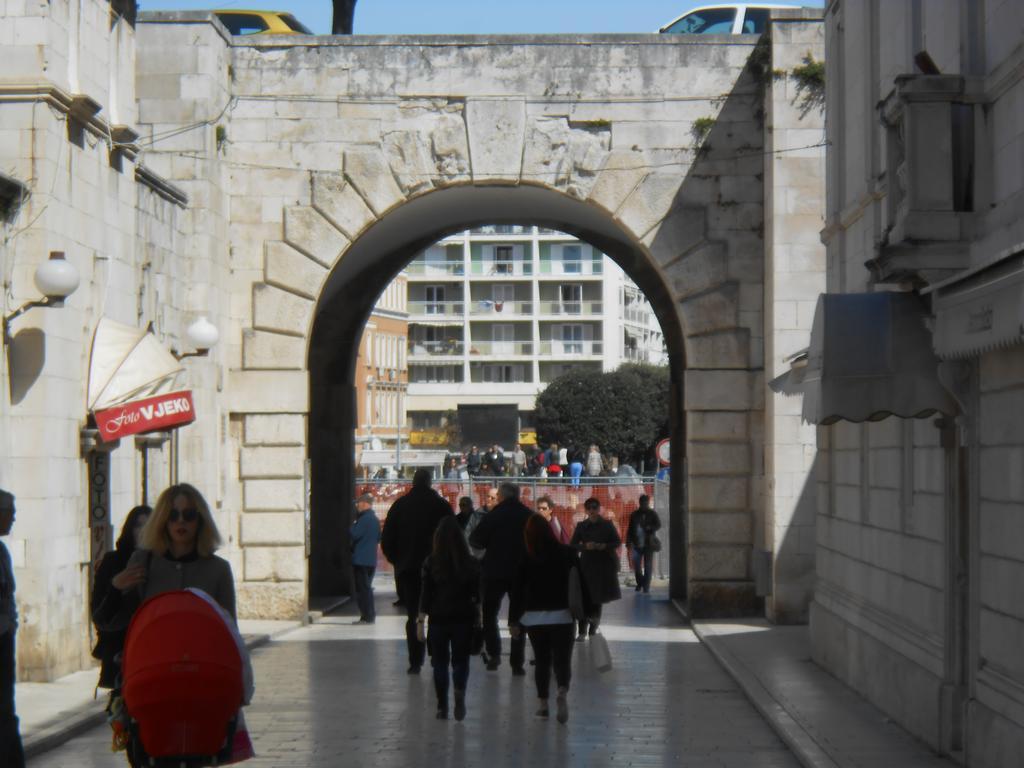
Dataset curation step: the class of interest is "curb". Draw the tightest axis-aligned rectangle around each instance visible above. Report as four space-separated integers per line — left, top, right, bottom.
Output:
690 622 839 768
23 625 298 759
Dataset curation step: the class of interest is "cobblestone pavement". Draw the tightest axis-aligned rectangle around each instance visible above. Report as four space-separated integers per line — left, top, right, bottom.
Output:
29 585 799 768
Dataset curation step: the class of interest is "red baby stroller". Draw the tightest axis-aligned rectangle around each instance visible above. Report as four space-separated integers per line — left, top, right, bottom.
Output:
121 590 247 767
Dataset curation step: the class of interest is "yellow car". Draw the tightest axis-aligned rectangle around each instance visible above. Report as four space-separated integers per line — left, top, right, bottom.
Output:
214 10 313 35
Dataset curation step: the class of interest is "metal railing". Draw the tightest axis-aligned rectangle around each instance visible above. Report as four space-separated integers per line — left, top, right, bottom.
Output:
470 262 534 276
538 340 603 355
408 340 464 357
468 300 533 315
539 260 603 276
466 341 534 355
537 300 603 315
406 261 465 277
407 300 465 316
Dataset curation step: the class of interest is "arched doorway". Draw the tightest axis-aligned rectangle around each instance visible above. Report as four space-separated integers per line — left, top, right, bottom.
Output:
306 184 689 604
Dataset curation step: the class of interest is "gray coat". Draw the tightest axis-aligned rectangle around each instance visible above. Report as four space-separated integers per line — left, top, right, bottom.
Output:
143 552 237 620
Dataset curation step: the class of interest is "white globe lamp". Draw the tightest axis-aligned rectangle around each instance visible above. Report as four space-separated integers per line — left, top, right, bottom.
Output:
185 316 220 354
34 251 80 306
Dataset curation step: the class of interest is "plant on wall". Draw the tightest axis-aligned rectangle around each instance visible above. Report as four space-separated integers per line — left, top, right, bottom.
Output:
690 116 715 159
790 53 825 117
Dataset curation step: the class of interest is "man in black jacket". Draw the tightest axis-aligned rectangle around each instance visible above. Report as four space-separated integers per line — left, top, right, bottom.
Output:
468 482 532 674
381 469 453 673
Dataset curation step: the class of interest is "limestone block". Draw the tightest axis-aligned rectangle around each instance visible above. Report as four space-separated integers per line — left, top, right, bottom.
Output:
311 172 377 240
242 329 306 370
382 129 437 195
228 370 309 413
688 412 749 442
688 579 758 618
588 149 647 215
241 512 304 545
236 582 306 620
678 283 740 336
240 446 305 479
244 546 306 582
283 206 349 268
244 414 306 446
263 241 328 300
253 284 314 337
689 544 749 580
616 173 686 241
243 479 305 511
689 511 752 544
521 117 610 199
430 113 471 182
684 330 750 369
343 148 407 216
660 241 727 300
689 476 749 510
643 207 708 270
687 443 751 475
466 98 526 182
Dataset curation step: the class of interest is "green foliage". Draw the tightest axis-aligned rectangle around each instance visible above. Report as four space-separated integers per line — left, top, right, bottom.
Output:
790 53 825 117
215 125 228 151
691 117 715 159
442 409 460 449
535 363 669 468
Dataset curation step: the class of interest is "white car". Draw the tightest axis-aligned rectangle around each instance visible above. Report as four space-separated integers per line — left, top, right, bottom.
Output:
659 4 799 35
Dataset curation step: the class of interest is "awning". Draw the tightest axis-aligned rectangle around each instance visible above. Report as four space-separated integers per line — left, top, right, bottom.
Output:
801 292 956 424
928 247 1024 359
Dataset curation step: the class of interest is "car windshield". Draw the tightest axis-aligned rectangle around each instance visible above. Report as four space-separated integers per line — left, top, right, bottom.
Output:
216 12 269 35
280 13 313 34
662 8 736 34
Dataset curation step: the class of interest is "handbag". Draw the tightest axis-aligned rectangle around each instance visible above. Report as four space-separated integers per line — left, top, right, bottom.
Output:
649 533 662 553
567 567 586 622
591 632 613 673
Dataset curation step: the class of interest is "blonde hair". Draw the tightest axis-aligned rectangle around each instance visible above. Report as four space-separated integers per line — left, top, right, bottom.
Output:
141 483 222 557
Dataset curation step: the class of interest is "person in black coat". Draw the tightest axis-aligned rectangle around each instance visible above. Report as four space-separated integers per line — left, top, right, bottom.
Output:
468 482 532 674
510 514 579 724
570 497 621 639
90 505 152 689
625 494 662 593
381 469 453 673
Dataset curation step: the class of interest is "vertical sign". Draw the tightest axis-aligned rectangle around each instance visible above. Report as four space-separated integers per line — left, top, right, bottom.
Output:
88 451 112 586
303 458 312 559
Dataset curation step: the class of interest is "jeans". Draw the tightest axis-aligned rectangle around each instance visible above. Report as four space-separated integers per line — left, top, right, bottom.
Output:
428 621 473 705
569 462 583 486
633 547 653 591
482 578 525 669
526 623 574 699
396 570 425 668
0 632 25 768
353 565 376 621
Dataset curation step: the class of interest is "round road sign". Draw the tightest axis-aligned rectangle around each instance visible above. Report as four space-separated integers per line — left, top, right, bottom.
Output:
656 438 671 465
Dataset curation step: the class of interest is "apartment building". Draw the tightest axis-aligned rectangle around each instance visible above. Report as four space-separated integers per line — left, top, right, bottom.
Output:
404 226 665 444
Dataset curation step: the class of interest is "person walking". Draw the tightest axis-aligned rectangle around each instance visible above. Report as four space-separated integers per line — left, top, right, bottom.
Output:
0 489 25 768
90 504 152 689
536 495 570 544
468 482 532 674
586 444 603 477
570 497 621 639
466 446 481 477
350 493 381 624
455 496 475 530
417 516 482 721
381 469 454 673
626 495 662 594
568 445 584 487
510 514 579 724
511 443 527 477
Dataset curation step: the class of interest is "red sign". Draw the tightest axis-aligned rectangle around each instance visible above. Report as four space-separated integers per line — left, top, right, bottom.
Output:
656 438 671 466
94 390 196 442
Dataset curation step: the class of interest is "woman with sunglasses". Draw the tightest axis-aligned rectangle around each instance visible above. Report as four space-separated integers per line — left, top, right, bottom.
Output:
112 483 235 620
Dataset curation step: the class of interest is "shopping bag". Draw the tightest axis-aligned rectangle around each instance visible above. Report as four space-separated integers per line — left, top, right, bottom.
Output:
591 632 612 673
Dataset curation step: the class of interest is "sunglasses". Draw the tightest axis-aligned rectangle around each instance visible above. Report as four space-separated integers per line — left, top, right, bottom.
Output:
168 508 199 523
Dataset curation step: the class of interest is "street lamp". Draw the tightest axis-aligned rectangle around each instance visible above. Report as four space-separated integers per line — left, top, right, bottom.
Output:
3 251 80 344
173 316 220 359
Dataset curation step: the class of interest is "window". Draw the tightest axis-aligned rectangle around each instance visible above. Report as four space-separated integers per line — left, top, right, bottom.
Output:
494 245 514 274
560 324 583 355
562 244 582 273
662 8 736 34
492 324 515 355
481 364 525 383
560 284 582 315
425 285 445 314
216 12 270 34
411 366 461 383
742 9 771 34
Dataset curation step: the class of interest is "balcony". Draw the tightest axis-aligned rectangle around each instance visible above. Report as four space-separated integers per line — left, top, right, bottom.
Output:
471 225 533 235
469 299 533 316
539 340 603 356
538 300 602 316
470 261 533 277
539 260 602 277
467 341 534 356
406 261 464 278
408 340 464 358
407 300 464 318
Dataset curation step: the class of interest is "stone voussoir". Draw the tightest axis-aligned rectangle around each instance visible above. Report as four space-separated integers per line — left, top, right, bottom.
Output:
283 205 349 268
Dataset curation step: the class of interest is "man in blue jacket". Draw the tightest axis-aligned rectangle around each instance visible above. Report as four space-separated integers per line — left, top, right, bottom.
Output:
350 493 381 624
469 482 532 674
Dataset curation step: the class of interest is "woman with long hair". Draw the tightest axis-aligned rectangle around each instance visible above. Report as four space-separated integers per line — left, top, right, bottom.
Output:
90 505 151 688
417 515 481 721
510 514 579 724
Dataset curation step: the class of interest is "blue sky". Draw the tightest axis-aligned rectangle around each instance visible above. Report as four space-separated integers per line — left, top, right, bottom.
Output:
139 0 823 37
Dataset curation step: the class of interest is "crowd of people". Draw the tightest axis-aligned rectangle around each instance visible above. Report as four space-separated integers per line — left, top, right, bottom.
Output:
359 471 662 724
445 443 624 483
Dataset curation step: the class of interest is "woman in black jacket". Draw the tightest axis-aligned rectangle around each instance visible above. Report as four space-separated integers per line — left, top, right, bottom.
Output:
510 514 579 724
418 516 481 721
89 505 151 688
570 497 622 639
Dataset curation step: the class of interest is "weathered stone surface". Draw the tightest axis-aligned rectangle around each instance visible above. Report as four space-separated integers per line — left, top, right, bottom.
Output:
685 369 763 411
228 370 309 413
688 580 758 618
382 129 436 195
643 207 708 270
343 148 406 216
685 330 750 369
430 113 471 182
240 446 306 478
253 284 315 336
242 329 306 370
688 412 749 442
243 479 305 510
588 149 648 215
689 476 750 510
311 172 377 239
264 241 328 299
662 242 728 300
466 98 526 182
241 512 305 545
616 172 685 240
689 544 750 580
244 545 305 581
690 511 753 544
283 206 349 267
688 442 752 475
236 583 305 620
679 283 740 336
521 117 610 199
244 414 306 446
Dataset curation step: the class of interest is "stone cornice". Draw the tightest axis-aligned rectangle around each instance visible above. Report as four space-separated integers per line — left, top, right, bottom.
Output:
135 165 189 208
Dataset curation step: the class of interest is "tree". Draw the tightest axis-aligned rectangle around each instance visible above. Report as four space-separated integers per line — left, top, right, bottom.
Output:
332 0 357 34
534 363 669 469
